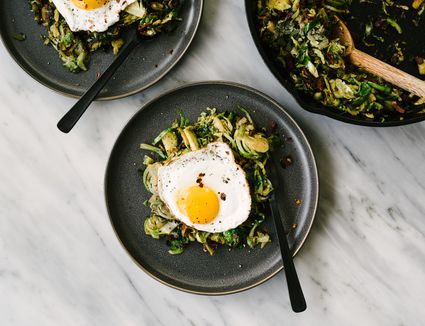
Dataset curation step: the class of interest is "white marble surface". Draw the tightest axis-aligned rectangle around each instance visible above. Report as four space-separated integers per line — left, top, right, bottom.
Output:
1 1 425 325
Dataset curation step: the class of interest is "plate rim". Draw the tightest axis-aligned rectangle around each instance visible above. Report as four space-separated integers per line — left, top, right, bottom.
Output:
243 0 425 127
104 81 319 295
0 1 204 101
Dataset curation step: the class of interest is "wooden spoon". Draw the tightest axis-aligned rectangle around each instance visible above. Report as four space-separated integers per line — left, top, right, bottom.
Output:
334 16 425 98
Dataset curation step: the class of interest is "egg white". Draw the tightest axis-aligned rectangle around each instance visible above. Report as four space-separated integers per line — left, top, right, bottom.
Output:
51 0 137 32
157 142 252 233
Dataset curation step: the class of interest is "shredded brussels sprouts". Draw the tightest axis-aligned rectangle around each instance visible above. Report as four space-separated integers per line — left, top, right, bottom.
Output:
257 0 425 121
139 108 275 255
29 0 181 72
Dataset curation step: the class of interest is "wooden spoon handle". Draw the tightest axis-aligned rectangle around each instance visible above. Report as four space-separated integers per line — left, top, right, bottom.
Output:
350 49 425 98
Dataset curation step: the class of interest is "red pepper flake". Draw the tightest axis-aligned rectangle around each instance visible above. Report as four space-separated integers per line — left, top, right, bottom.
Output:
415 56 424 64
316 76 325 91
391 101 406 114
280 155 293 168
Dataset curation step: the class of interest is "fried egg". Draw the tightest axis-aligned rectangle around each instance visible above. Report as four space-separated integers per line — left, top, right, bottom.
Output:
157 142 252 233
51 0 137 32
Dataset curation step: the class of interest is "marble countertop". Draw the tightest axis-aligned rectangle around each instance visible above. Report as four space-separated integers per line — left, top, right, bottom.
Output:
1 1 425 325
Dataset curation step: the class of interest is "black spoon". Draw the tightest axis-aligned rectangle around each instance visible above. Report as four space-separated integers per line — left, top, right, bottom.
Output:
268 157 307 313
57 33 141 133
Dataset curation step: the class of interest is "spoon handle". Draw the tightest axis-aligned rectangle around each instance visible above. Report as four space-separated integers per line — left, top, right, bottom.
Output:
269 195 307 313
57 38 140 133
350 49 425 98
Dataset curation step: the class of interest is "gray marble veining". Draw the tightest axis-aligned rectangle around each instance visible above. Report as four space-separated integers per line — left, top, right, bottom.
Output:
1 1 425 325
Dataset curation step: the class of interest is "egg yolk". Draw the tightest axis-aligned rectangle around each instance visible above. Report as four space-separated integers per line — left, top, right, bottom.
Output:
71 0 108 10
177 185 220 224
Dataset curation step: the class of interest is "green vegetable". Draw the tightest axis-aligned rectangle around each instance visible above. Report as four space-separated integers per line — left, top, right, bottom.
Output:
142 162 160 194
267 0 292 11
257 0 424 120
419 63 425 75
13 33 26 41
111 38 124 55
223 229 242 247
29 0 180 72
167 229 190 255
413 0 424 9
153 126 174 145
247 221 271 248
179 111 189 127
144 215 166 239
161 131 178 154
364 21 373 38
140 108 276 255
386 18 402 34
144 215 179 240
140 143 166 159
143 155 154 165
182 127 199 151
195 232 210 244
148 195 174 219
252 161 273 202
125 1 147 18
367 81 392 94
235 117 269 159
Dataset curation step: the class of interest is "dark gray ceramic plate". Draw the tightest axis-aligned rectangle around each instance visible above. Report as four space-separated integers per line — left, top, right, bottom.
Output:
0 1 202 100
105 81 319 295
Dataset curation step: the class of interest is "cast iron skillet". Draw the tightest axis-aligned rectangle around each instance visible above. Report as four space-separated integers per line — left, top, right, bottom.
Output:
245 0 425 126
0 1 202 100
105 81 319 295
